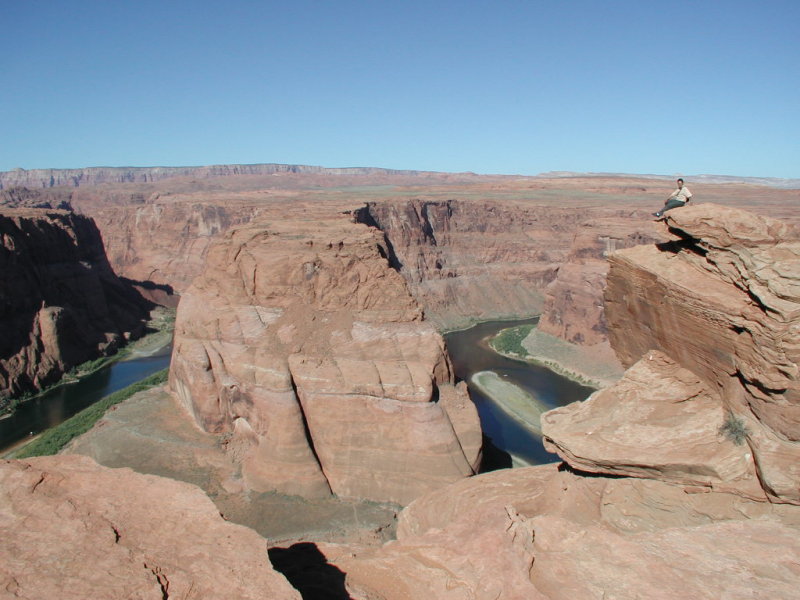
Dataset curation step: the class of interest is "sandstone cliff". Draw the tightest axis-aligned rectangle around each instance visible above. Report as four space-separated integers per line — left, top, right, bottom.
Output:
356 199 581 329
536 213 659 345
0 206 151 401
335 203 800 599
598 203 800 503
169 212 481 505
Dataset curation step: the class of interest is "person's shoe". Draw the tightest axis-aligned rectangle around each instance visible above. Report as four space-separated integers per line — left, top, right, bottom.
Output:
652 212 661 217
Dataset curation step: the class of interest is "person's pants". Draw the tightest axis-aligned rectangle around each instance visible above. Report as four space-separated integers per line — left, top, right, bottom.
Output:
655 198 686 217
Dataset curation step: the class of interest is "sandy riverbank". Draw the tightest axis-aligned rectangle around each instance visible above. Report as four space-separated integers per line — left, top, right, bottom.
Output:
488 326 624 389
470 371 549 435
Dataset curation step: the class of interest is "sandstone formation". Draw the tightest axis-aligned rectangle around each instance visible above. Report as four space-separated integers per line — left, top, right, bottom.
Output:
356 199 585 329
0 205 151 401
333 203 800 599
337 464 800 600
0 454 300 599
169 212 481 505
12 168 792 339
601 203 800 503
536 214 659 345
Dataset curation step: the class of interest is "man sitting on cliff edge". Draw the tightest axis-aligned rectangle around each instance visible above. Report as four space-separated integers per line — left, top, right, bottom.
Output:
653 178 692 218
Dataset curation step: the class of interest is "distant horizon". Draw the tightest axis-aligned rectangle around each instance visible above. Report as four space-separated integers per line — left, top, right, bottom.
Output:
2 162 799 187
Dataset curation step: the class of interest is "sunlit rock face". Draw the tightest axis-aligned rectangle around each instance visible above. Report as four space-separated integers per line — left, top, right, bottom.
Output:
0 455 301 599
594 203 800 503
536 216 659 345
355 199 564 329
169 212 481 505
0 203 150 400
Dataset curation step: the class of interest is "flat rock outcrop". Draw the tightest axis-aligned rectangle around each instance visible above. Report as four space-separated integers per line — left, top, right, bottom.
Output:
0 454 300 599
169 213 481 505
337 465 800 600
542 350 766 499
0 206 151 400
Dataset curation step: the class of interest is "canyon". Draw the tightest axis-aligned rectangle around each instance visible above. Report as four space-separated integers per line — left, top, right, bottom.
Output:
2 165 799 598
0 190 151 403
334 204 800 599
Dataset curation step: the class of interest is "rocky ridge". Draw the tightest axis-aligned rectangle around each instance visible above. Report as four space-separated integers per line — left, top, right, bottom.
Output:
335 203 800 599
169 210 481 505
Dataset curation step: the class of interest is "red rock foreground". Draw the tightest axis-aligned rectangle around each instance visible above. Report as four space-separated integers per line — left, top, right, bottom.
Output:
0 454 299 599
169 212 481 505
334 204 800 599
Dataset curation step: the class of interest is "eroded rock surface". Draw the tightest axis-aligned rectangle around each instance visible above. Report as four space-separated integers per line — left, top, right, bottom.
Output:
543 351 766 499
0 454 300 599
337 465 800 600
170 213 481 504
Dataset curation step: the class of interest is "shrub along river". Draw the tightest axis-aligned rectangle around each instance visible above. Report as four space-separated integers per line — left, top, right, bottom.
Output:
2 317 594 465
444 318 595 469
0 345 172 455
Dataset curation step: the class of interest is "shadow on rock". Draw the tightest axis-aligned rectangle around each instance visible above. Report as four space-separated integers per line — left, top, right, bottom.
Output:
268 542 351 600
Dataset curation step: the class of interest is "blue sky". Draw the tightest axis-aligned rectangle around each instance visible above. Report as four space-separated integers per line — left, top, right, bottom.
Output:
2 1 798 178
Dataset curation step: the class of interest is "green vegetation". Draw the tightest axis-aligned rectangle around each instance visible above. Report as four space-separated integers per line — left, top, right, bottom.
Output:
719 412 750 446
0 307 175 418
489 324 535 357
14 368 168 459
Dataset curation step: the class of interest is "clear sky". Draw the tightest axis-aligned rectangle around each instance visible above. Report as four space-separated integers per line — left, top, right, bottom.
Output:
2 1 798 178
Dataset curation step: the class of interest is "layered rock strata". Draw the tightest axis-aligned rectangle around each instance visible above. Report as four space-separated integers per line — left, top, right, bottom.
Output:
0 163 449 189
355 200 574 329
0 206 151 400
335 203 800 599
536 215 659 345
0 454 300 599
169 213 481 505
601 203 800 503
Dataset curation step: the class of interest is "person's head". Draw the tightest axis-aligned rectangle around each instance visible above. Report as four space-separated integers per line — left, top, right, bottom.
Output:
677 178 684 187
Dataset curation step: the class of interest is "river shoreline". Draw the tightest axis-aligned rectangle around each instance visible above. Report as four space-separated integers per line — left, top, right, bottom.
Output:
487 326 623 389
0 308 174 420
470 371 547 435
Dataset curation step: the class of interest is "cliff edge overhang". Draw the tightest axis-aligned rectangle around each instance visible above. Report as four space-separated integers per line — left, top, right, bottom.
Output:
545 203 800 503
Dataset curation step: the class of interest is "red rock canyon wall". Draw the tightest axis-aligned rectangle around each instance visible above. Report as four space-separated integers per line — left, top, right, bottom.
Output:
0 204 151 400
